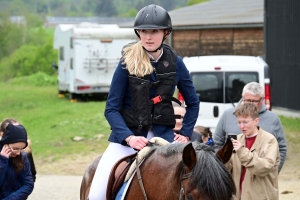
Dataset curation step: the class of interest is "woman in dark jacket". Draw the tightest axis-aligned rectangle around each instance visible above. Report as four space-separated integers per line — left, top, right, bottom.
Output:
88 4 200 200
0 124 34 199
0 118 36 182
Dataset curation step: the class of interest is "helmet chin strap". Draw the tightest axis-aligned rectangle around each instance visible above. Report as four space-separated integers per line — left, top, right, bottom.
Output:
142 36 167 53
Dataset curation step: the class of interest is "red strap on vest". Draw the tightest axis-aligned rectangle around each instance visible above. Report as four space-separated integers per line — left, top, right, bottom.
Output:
152 95 162 104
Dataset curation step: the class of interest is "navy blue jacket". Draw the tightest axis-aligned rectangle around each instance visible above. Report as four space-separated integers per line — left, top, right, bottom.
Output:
0 151 34 200
105 54 200 144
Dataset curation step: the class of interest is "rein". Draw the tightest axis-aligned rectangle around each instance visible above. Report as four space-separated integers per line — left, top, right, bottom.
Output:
135 142 156 200
136 153 148 200
179 168 192 200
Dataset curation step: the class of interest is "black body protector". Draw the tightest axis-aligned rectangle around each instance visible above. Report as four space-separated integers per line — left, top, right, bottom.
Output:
121 45 182 134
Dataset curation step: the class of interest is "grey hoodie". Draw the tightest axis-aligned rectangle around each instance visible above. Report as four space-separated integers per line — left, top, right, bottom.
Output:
213 100 287 173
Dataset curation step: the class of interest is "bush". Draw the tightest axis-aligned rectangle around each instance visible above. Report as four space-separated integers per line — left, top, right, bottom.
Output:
0 36 57 81
10 72 57 86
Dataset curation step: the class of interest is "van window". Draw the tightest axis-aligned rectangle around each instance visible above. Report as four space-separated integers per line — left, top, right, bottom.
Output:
59 47 64 61
191 72 223 103
225 72 258 103
191 72 258 103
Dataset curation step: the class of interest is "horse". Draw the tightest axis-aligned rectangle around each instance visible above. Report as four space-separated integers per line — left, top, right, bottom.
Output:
80 139 236 200
80 155 101 200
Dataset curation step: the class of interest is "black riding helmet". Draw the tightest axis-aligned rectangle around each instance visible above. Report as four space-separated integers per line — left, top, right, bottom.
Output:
133 4 172 52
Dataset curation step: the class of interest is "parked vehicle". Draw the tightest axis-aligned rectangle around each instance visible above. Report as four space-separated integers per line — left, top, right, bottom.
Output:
53 23 137 100
179 55 271 133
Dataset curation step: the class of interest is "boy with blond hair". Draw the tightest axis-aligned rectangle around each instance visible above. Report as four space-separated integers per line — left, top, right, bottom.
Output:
227 103 280 200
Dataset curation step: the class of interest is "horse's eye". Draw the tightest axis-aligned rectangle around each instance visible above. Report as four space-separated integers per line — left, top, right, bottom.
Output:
187 194 194 200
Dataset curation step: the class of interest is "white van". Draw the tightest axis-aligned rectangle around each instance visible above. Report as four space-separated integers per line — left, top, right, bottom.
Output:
53 23 137 100
180 55 271 133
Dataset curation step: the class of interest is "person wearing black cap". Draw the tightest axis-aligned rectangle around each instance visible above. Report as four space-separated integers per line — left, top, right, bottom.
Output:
0 118 37 183
88 4 199 199
0 124 34 199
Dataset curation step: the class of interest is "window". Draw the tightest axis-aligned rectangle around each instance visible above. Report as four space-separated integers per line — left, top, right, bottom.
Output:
59 47 64 61
191 72 223 103
225 72 258 103
191 72 259 103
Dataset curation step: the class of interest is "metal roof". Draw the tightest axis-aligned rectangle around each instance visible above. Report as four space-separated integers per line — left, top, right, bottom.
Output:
169 0 263 29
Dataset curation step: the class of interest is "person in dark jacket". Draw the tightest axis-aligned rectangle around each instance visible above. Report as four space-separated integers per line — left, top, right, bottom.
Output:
88 4 199 200
0 118 36 182
0 124 34 199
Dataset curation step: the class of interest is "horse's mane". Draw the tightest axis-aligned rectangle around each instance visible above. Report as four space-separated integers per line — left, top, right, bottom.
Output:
156 142 236 200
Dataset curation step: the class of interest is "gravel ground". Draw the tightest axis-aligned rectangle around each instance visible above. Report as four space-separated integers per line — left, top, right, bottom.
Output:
27 149 300 200
27 174 300 200
28 174 82 200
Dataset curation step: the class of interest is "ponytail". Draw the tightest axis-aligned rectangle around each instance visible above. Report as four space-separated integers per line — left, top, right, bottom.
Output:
122 41 154 77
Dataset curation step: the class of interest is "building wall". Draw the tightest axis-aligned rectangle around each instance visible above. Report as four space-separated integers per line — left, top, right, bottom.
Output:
172 28 263 57
265 0 300 111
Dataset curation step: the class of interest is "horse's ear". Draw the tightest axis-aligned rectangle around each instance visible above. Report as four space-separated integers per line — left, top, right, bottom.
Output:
182 143 197 172
216 138 233 163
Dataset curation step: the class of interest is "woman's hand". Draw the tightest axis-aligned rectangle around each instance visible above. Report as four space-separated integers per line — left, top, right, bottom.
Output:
0 144 11 158
174 133 189 143
126 136 148 150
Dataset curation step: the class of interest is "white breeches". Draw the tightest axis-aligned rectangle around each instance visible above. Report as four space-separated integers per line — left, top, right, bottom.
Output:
88 131 154 200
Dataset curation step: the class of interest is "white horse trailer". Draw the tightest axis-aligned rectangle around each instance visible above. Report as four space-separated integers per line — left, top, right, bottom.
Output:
53 23 137 100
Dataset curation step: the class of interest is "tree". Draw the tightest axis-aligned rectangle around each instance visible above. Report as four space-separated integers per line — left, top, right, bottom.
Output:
95 0 117 17
0 13 26 61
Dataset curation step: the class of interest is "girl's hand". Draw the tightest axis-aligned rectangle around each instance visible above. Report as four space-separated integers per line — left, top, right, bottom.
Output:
126 136 148 150
174 133 189 143
0 144 11 158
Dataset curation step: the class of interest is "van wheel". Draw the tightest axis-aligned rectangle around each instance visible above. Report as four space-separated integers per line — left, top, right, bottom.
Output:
69 93 77 101
58 90 65 98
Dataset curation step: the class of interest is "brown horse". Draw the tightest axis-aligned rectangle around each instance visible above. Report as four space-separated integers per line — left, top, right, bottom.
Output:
80 139 235 200
80 155 101 200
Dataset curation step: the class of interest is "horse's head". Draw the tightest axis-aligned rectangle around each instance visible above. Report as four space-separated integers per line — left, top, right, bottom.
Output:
182 138 233 167
180 140 236 200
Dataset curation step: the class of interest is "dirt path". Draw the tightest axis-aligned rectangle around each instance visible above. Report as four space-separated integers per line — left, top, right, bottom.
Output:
279 179 300 200
27 154 300 200
27 174 300 200
28 174 82 200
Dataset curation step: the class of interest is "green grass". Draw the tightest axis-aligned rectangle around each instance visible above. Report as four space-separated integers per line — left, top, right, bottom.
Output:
0 73 111 162
279 116 300 153
279 116 300 133
0 73 299 163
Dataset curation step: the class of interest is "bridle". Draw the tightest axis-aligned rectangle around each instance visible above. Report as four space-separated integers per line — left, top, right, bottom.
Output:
179 168 192 200
135 142 193 200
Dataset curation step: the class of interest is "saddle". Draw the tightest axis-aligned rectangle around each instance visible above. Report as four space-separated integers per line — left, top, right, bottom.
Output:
106 152 137 200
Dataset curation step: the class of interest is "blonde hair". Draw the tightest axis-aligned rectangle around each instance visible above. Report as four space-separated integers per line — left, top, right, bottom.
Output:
233 103 258 119
122 41 154 77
